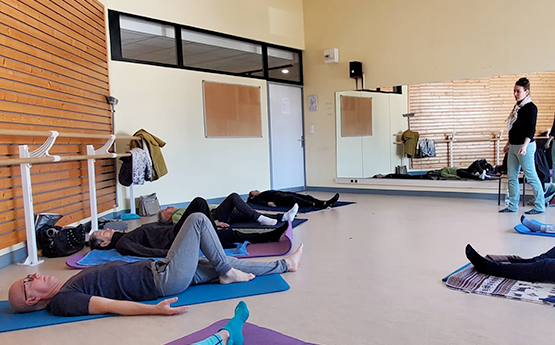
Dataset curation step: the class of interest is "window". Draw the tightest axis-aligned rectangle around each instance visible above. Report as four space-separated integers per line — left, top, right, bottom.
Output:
109 11 303 85
267 47 301 82
181 29 263 76
119 15 177 65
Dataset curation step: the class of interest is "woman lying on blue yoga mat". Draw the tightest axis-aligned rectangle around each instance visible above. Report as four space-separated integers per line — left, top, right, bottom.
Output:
8 213 303 317
465 244 555 282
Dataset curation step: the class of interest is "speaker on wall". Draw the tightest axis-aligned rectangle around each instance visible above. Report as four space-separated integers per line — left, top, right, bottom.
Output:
349 61 363 79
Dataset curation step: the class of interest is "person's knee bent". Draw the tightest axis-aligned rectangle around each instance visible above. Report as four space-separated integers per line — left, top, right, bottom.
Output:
229 192 241 201
187 212 211 230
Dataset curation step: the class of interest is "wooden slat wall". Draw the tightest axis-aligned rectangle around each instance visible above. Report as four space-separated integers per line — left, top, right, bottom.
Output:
408 72 555 169
0 0 114 251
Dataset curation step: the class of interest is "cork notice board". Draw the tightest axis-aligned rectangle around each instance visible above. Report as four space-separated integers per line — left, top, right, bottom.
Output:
341 96 373 136
203 81 262 137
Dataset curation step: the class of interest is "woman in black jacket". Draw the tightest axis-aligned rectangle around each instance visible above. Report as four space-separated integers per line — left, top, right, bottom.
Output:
500 77 545 214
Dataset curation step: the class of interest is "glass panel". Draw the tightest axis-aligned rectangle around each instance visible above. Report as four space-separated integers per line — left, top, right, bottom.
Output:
182 29 263 76
120 15 177 65
267 47 301 82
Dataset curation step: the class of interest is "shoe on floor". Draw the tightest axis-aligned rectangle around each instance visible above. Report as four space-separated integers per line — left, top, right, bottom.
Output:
525 209 544 215
499 208 516 213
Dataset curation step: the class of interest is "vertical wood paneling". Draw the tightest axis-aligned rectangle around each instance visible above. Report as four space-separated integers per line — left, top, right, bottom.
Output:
408 71 555 169
0 0 114 251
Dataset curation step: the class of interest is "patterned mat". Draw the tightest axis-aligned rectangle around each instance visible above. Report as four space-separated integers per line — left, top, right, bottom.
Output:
444 255 555 306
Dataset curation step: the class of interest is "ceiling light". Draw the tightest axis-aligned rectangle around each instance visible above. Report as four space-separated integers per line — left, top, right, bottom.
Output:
281 69 289 74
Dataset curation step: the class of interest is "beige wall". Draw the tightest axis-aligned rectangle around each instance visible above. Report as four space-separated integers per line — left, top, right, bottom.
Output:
95 0 305 208
303 0 555 188
110 62 271 207
100 0 304 49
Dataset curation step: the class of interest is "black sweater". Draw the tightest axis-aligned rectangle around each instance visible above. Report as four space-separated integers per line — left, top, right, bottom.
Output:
509 102 538 145
113 222 175 257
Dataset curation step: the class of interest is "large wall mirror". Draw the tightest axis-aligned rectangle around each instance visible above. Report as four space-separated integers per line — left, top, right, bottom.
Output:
335 89 407 178
336 71 555 181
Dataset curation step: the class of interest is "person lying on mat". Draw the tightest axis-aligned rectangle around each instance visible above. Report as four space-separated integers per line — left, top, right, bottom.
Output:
248 190 339 209
190 301 249 345
159 192 299 227
465 243 555 282
520 215 555 233
89 197 292 256
8 213 303 316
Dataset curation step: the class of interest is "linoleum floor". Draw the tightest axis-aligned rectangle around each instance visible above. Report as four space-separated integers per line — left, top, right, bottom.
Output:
1 193 554 345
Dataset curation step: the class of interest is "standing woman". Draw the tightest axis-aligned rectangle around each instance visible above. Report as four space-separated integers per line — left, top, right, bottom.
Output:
500 77 545 214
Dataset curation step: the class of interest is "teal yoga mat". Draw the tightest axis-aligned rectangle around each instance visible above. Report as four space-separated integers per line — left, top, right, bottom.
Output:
0 274 289 333
514 220 555 237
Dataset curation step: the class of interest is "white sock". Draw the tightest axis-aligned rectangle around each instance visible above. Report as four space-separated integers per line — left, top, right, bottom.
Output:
257 215 277 226
282 203 299 222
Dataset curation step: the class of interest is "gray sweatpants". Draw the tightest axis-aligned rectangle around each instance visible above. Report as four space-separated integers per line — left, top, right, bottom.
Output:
151 212 288 296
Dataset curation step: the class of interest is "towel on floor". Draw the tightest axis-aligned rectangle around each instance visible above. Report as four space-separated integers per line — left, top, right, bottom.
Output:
444 255 555 306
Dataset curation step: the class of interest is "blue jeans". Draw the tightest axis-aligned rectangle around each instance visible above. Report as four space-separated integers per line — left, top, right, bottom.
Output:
507 141 545 211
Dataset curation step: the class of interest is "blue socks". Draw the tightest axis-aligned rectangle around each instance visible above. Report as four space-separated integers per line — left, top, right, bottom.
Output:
221 301 249 345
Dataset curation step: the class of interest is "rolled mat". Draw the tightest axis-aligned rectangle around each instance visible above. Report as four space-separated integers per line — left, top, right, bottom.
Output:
514 220 555 237
248 201 355 213
67 221 296 269
165 319 319 345
0 274 289 333
443 256 555 307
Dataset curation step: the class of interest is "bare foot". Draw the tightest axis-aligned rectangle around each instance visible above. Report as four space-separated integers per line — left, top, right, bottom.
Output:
285 243 303 272
219 268 255 285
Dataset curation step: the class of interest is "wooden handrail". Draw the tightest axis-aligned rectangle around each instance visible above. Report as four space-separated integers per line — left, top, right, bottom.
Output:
0 128 139 141
0 152 131 167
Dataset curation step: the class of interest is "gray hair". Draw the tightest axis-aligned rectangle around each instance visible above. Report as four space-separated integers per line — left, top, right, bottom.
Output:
157 209 172 224
88 232 108 250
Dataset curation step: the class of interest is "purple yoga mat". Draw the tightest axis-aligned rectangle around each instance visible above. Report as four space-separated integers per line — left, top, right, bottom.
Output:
66 222 294 269
166 319 319 345
236 220 293 258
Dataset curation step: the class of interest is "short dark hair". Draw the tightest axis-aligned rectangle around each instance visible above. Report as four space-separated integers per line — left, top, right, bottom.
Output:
88 232 109 250
515 77 530 91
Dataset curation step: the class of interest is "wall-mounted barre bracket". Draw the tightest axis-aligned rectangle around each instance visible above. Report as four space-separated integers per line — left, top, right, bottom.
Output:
93 135 116 156
28 130 60 162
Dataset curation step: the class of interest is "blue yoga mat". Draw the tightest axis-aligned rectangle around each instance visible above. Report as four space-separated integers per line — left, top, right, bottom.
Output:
248 201 355 213
0 274 289 333
77 243 250 266
514 220 555 237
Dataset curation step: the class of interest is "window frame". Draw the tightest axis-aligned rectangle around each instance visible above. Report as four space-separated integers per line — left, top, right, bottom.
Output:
108 10 303 86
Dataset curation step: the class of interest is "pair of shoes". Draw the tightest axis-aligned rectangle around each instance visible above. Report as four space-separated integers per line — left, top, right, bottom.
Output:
525 209 544 215
324 193 340 208
499 208 516 213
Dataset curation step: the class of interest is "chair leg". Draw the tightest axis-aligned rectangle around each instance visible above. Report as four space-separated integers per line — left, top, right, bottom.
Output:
522 176 526 207
498 175 501 206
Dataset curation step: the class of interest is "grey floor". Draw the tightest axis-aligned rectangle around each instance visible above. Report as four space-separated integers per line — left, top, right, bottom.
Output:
1 192 555 345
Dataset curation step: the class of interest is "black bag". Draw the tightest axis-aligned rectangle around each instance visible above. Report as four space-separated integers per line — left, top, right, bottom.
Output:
37 222 86 258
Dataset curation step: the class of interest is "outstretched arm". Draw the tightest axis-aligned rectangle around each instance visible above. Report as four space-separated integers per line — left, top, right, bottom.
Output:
88 296 188 316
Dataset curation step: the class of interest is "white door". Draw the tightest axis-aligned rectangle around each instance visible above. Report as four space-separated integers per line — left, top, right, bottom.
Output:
268 83 305 190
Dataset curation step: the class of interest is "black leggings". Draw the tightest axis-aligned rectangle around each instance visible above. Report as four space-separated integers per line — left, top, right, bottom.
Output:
172 196 284 248
484 246 555 282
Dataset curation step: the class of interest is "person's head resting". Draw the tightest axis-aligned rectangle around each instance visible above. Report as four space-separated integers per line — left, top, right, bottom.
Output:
89 228 118 250
157 206 178 224
514 77 530 102
248 190 261 200
8 273 61 313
